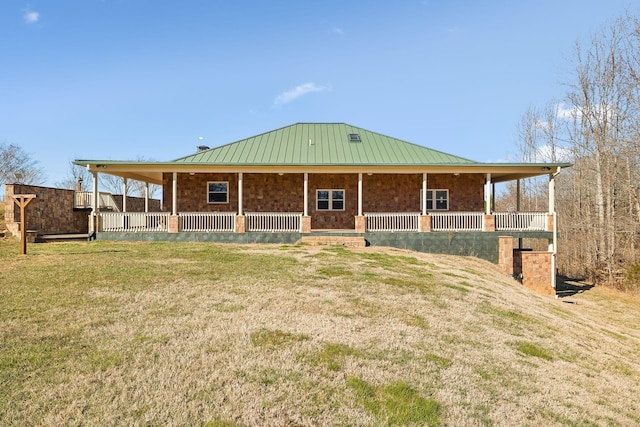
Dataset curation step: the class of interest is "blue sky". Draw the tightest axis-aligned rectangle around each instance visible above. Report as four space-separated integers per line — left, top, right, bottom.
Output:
1 0 637 187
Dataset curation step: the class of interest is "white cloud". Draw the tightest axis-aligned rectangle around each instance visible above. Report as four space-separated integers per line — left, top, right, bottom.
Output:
23 9 40 24
555 103 580 120
330 27 344 35
272 82 328 108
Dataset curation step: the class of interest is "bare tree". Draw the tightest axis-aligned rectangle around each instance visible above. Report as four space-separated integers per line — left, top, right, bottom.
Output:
55 162 93 191
0 142 46 187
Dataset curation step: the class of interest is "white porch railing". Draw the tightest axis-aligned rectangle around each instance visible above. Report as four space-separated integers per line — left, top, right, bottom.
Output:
99 212 169 232
365 212 420 232
495 212 548 231
75 191 120 211
180 212 236 232
431 212 484 231
245 212 302 232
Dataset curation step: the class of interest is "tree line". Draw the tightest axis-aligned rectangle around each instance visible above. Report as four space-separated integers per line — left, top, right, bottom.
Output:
501 12 640 289
0 143 158 199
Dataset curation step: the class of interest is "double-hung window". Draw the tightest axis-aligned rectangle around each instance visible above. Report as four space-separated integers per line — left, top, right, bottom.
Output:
422 189 449 210
208 181 228 204
317 189 345 211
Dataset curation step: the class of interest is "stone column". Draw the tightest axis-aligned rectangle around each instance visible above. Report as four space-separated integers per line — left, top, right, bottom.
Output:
484 214 495 232
420 215 431 232
235 215 246 233
301 216 311 233
169 215 179 233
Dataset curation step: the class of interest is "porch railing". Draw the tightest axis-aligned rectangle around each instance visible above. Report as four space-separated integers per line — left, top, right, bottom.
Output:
431 212 484 231
180 212 236 232
495 212 548 231
245 212 302 232
75 191 121 212
365 212 420 232
99 212 169 232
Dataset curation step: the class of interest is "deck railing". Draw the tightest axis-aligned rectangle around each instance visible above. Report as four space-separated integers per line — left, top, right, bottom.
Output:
75 191 121 211
99 212 169 232
245 212 302 232
495 212 548 231
180 212 236 232
431 212 484 231
365 212 420 232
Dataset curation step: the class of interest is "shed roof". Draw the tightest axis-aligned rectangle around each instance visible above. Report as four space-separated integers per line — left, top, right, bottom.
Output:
173 123 478 166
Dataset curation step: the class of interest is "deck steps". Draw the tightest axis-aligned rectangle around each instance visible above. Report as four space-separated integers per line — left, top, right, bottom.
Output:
298 235 366 247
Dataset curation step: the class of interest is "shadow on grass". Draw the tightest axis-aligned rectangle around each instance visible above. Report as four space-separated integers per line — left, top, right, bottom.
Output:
556 276 594 298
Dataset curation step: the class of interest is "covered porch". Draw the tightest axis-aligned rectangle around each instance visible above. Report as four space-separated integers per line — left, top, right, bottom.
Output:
82 168 560 236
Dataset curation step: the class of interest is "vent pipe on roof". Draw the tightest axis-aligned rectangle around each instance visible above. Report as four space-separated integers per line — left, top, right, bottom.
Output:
197 145 210 152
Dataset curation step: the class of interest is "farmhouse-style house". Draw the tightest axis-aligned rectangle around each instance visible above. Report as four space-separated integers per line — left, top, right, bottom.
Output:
73 123 571 293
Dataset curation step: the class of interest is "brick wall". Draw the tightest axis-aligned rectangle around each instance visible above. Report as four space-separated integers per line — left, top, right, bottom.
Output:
164 172 486 229
513 249 554 295
5 183 161 237
112 195 161 212
5 184 88 235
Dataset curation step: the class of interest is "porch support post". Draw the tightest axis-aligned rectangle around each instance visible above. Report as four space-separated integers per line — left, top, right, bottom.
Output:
549 168 560 290
171 172 178 216
235 172 245 233
484 173 494 231
301 172 311 233
491 182 495 212
169 172 179 233
422 173 427 216
91 171 99 234
122 178 128 212
516 179 522 249
144 183 149 213
303 172 308 217
484 173 492 215
357 173 363 216
238 172 243 215
355 172 365 233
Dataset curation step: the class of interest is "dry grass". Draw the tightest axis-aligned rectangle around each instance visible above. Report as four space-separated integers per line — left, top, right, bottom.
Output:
0 200 6 232
1 240 640 426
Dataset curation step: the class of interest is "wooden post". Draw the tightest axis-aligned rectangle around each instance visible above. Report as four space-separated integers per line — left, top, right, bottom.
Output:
10 194 37 255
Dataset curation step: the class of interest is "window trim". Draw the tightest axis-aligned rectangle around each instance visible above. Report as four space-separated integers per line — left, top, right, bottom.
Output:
316 189 345 211
207 181 229 204
422 189 449 211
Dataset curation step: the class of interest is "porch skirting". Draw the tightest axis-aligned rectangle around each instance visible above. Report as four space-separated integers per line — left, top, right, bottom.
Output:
95 230 552 264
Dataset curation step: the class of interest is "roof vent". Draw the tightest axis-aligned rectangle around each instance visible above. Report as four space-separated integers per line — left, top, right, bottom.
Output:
197 145 210 152
348 133 361 142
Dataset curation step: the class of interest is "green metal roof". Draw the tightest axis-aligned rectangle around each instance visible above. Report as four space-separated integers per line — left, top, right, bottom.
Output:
173 123 478 166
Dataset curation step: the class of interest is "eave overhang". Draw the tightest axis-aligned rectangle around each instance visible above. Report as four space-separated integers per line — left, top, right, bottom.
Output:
73 159 572 185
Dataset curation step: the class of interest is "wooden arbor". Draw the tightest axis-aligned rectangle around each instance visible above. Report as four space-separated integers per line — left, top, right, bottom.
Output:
9 194 37 255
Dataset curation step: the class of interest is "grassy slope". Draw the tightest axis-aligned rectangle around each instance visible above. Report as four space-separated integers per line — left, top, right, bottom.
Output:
0 240 639 426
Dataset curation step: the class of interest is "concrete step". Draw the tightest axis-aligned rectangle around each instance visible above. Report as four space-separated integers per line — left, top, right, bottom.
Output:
298 235 366 247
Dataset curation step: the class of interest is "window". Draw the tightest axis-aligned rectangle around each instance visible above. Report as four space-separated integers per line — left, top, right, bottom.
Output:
317 189 345 211
421 189 449 210
348 133 361 142
208 181 228 203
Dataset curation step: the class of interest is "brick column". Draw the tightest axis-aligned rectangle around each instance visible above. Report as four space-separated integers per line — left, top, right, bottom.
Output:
484 214 495 232
301 216 311 233
355 215 366 233
169 215 180 233
235 215 246 233
521 251 555 296
420 215 431 232
498 236 513 275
